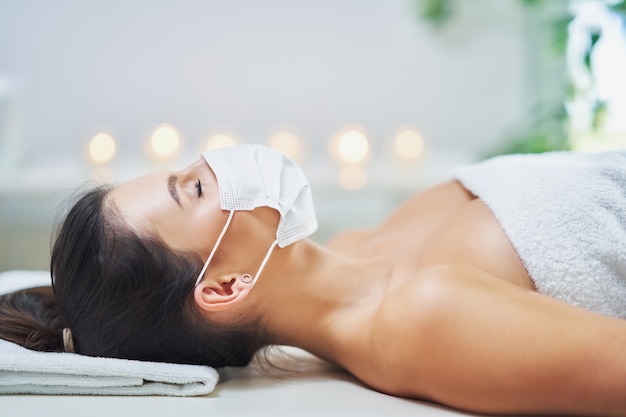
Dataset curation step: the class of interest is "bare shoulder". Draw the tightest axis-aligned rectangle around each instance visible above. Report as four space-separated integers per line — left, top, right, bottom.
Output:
363 265 485 395
372 264 508 334
377 180 474 228
326 181 472 255
364 265 626 415
325 229 372 254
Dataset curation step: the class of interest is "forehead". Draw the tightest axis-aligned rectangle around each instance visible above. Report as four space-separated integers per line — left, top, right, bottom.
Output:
108 170 172 233
110 169 169 202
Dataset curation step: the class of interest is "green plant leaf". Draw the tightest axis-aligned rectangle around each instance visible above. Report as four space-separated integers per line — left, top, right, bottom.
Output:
548 14 574 56
519 0 543 7
592 101 608 131
609 0 626 14
415 0 454 26
590 29 601 47
584 47 592 72
583 28 602 72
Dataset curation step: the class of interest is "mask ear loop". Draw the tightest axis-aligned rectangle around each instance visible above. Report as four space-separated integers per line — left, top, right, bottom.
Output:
194 210 235 287
249 240 279 288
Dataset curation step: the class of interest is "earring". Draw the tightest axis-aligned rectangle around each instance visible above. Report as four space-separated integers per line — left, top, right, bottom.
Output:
240 273 253 284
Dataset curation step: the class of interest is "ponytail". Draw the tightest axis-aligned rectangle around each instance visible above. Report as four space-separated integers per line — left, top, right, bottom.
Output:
0 286 66 352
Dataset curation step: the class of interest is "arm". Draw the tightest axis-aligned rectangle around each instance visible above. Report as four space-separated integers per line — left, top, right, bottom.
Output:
373 265 626 416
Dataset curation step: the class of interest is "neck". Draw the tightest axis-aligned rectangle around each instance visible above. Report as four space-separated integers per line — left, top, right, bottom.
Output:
249 239 390 366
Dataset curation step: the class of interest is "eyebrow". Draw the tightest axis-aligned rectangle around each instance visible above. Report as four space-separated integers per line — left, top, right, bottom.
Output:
167 174 182 207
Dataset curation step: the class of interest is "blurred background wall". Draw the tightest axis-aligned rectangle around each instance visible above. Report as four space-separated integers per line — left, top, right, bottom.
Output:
1 0 620 271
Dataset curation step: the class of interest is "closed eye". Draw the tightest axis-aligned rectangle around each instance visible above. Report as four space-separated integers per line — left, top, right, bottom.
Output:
195 179 203 198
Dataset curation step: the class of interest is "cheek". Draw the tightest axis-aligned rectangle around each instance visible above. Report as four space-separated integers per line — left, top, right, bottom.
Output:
192 172 226 254
165 205 228 257
183 219 218 256
152 215 190 253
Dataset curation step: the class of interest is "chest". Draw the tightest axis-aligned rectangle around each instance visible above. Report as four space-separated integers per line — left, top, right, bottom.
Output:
358 182 534 290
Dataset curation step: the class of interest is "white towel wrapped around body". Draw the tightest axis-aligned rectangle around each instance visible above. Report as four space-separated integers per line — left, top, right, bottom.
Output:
455 151 626 319
0 270 219 396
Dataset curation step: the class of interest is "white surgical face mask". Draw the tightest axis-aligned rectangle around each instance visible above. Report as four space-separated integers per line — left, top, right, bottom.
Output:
194 144 317 287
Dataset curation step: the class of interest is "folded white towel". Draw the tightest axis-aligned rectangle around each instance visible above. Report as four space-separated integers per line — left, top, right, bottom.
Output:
0 269 51 294
0 270 219 396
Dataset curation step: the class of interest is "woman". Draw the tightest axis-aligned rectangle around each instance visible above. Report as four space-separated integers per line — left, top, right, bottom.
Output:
2 144 626 416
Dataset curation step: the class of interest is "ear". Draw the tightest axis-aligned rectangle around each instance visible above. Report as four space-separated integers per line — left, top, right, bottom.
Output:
193 274 251 313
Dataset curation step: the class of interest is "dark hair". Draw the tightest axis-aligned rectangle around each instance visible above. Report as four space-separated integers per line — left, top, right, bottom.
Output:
1 185 265 367
0 286 65 351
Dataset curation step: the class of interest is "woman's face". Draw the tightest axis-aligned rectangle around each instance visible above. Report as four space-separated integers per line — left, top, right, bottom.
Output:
108 157 227 258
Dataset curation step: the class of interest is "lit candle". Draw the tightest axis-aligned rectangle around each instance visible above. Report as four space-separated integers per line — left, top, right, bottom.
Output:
205 133 236 151
393 125 424 161
330 124 370 165
88 132 116 164
150 124 181 159
269 130 302 162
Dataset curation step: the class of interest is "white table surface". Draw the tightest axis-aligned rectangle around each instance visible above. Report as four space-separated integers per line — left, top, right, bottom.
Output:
2 364 482 417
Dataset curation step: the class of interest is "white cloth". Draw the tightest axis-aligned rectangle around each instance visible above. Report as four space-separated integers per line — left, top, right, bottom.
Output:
0 270 50 295
0 270 219 396
455 151 626 319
